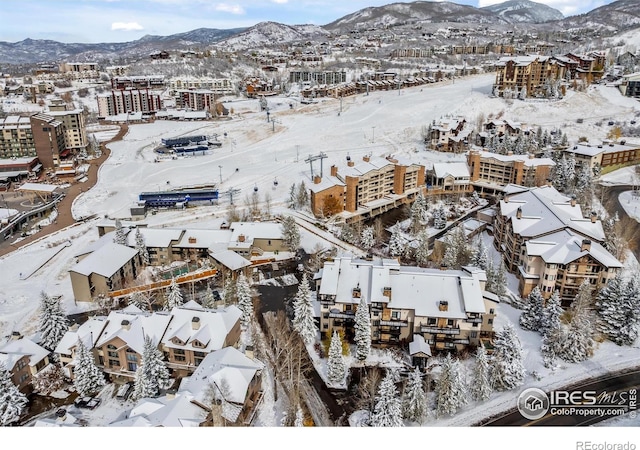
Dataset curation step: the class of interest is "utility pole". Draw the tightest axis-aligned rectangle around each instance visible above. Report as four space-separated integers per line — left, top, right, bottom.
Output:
218 165 222 184
296 145 299 163
372 126 376 143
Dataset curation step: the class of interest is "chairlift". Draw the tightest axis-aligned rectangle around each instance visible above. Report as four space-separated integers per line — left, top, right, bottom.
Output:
254 184 258 193
273 179 278 187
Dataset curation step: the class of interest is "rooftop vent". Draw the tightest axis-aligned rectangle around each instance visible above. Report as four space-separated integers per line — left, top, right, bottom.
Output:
121 320 131 330
191 316 201 330
439 300 449 312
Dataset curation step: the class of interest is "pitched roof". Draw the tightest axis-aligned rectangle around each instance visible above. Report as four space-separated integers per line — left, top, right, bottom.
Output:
109 393 207 427
69 242 139 278
54 317 108 355
95 307 171 354
0 336 49 368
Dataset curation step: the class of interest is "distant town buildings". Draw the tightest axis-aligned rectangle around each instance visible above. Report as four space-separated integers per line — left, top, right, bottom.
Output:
96 89 164 118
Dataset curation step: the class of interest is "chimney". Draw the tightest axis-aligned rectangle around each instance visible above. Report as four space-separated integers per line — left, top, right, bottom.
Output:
330 165 338 177
504 195 509 203
439 262 448 271
546 179 553 187
10 331 22 340
55 409 67 422
516 206 522 219
238 234 245 242
191 316 201 330
438 300 449 311
166 389 176 400
314 175 321 184
363 155 370 162
347 160 354 167
581 239 591 252
121 320 131 331
245 345 255 360
507 150 514 156
188 237 197 244
590 211 597 223
528 153 535 159
570 195 576 207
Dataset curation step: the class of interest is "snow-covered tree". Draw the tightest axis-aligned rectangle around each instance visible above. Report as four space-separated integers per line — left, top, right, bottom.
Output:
236 274 253 327
31 363 66 396
201 284 217 309
470 345 492 402
354 295 371 361
409 191 427 234
519 286 544 331
414 229 430 267
73 339 105 397
281 216 301 251
132 336 171 401
486 259 507 300
128 290 149 311
327 330 346 385
540 290 563 338
221 277 236 305
113 219 127 245
134 228 150 265
360 226 375 251
470 237 488 270
164 277 184 310
596 273 640 346
388 223 405 257
436 353 467 417
442 224 472 269
38 291 69 352
0 362 28 426
292 273 317 345
403 367 426 423
294 407 304 427
296 181 309 209
433 204 447 229
490 324 525 391
370 370 403 427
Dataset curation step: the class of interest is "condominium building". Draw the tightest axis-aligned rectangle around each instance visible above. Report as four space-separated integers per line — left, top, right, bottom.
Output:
493 55 566 98
563 141 640 171
426 116 471 153
0 116 36 159
289 71 347 85
47 99 88 154
175 89 216 110
169 77 234 94
97 89 163 117
316 257 498 352
111 75 165 90
467 149 555 194
29 113 66 169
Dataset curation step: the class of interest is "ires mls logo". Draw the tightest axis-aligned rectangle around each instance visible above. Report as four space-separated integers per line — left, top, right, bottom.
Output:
517 388 550 420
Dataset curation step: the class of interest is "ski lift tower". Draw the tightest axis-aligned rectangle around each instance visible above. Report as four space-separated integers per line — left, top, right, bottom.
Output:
304 152 328 179
221 187 241 205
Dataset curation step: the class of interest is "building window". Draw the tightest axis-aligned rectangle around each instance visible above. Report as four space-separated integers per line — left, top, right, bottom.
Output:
107 344 118 358
427 317 436 325
447 319 454 326
488 319 493 325
127 362 137 372
126 349 137 362
18 373 29 384
323 324 328 330
392 311 400 319
470 331 478 338
109 359 120 367
489 308 495 315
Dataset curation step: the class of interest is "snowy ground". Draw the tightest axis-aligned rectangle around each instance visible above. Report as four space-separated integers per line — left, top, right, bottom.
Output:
3 73 640 432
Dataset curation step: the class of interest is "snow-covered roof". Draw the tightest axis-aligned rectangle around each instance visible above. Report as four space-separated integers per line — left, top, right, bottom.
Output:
54 316 108 356
178 347 263 409
126 227 183 249
209 250 252 271
69 242 139 278
0 336 49 368
95 307 171 354
109 393 207 427
432 162 470 179
318 257 487 317
472 150 555 167
174 229 232 249
162 304 242 353
229 222 282 243
75 229 129 258
308 175 345 194
17 182 58 193
339 156 394 178
409 334 432 357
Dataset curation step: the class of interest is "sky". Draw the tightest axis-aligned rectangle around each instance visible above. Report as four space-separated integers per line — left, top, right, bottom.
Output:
0 0 616 44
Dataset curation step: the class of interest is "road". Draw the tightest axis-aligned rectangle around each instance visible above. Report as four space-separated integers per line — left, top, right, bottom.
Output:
598 182 640 262
481 368 640 426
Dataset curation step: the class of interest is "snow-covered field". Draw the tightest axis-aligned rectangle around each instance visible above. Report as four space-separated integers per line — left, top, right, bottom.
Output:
3 73 640 432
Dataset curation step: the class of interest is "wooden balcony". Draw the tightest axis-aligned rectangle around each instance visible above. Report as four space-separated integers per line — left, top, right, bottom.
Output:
420 325 461 335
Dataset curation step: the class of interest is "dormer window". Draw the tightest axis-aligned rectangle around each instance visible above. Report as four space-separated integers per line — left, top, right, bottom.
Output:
172 337 184 345
192 340 204 348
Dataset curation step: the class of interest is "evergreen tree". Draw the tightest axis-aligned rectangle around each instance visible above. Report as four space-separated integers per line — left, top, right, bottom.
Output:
388 223 405 257
470 346 492 402
409 191 427 234
519 286 544 331
559 307 594 363
0 363 28 426
433 204 447 229
360 226 375 251
201 284 217 309
236 274 253 327
128 290 149 311
414 229 431 267
354 295 371 361
403 367 426 423
288 183 297 209
442 224 472 269
164 277 184 310
370 370 403 427
470 237 488 270
113 219 127 245
73 339 105 397
327 330 346 385
486 259 507 300
296 181 309 209
134 228 150 265
490 324 525 391
436 353 467 417
132 336 171 401
38 291 69 351
292 273 317 345
222 277 236 305
281 216 301 251
540 290 563 338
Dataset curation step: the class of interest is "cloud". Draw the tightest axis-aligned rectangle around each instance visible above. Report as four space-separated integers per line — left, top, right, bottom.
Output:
214 3 245 14
271 0 289 3
111 21 144 31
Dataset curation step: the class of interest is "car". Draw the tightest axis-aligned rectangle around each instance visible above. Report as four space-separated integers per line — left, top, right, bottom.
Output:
116 382 133 400
74 396 101 409
608 121 615 126
631 120 637 125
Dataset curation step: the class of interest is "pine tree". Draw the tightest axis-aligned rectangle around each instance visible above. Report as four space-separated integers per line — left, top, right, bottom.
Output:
540 290 563 338
490 324 525 391
236 273 253 327
370 370 403 427
410 192 427 234
327 330 346 385
442 224 472 269
559 309 594 363
433 204 447 229
288 183 297 209
519 286 544 331
360 226 375 251
470 237 488 270
222 277 236 305
281 216 301 251
113 219 127 245
31 363 65 396
596 273 640 346
132 336 171 401
38 291 69 351
414 229 430 267
201 284 217 309
73 339 105 397
354 295 371 361
486 259 507 300
296 181 309 209
470 345 492 402
436 353 468 417
164 277 184 310
388 223 405 257
134 228 150 265
403 367 426 423
0 362 28 426
292 273 317 345
128 290 149 311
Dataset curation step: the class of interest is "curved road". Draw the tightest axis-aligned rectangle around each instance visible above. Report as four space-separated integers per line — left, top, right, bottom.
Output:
598 182 640 262
481 368 640 426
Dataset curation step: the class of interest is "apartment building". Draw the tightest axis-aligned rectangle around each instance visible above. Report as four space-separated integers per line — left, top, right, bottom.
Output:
563 52 606 81
493 186 605 274
111 75 165 90
519 229 621 304
309 155 425 218
0 115 37 159
467 149 555 194
0 332 50 394
427 162 472 194
563 141 640 170
175 89 216 110
29 113 66 169
169 77 234 94
618 72 640 98
427 116 471 153
58 62 99 80
493 55 566 98
97 89 163 118
47 99 88 154
316 257 497 352
289 71 347 85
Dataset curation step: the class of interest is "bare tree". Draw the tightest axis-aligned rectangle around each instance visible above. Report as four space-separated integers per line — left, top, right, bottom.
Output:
354 366 384 414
